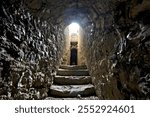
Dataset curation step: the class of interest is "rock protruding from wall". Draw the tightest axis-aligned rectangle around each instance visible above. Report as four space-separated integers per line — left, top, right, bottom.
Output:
0 1 64 99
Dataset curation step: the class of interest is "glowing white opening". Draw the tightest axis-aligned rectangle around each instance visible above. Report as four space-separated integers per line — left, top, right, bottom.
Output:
69 22 79 34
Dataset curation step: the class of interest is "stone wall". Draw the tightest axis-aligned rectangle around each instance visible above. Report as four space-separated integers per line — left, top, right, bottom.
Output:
84 0 150 99
0 0 64 99
78 28 87 65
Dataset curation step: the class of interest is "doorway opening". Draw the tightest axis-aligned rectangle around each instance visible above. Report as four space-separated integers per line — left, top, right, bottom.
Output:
70 48 78 65
70 41 78 65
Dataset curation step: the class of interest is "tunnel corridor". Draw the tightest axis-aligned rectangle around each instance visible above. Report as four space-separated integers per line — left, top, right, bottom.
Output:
0 0 150 100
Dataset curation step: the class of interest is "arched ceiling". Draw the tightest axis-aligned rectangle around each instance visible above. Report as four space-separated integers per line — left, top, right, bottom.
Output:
24 0 150 32
24 0 118 29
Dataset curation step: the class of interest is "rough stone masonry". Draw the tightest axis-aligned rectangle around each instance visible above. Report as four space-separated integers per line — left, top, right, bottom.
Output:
0 0 150 99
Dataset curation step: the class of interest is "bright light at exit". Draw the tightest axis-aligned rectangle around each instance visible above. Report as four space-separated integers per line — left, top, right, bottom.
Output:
69 22 79 34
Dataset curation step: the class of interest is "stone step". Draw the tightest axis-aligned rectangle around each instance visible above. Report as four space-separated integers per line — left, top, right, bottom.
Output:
45 96 99 100
57 69 89 76
59 65 87 70
54 76 92 85
49 84 95 97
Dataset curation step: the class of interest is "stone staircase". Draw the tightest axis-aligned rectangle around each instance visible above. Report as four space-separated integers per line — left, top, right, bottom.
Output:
47 65 98 99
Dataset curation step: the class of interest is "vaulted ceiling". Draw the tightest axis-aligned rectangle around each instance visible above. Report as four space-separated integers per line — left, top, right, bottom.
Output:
24 0 117 28
24 0 150 31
